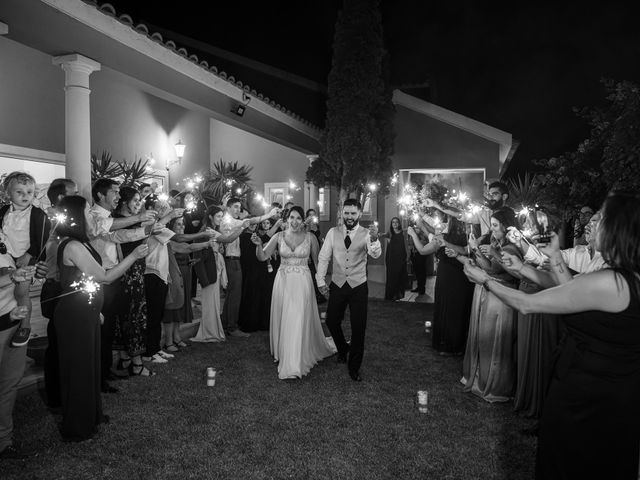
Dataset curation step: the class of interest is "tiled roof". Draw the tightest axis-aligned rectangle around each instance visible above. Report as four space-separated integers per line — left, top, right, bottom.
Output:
80 1 322 132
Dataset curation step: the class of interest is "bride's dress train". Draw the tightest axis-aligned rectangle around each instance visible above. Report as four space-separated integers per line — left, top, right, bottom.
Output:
270 233 336 379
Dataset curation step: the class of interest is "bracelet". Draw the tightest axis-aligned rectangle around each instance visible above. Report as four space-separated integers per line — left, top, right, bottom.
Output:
482 278 492 290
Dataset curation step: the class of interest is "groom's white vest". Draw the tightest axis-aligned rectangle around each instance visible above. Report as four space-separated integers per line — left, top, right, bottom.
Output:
324 225 370 288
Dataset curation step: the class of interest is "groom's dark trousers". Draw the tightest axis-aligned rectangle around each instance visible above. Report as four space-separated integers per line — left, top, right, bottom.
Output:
326 281 368 374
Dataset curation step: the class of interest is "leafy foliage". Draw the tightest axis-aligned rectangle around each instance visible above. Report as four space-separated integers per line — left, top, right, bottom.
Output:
306 0 394 208
534 79 640 215
200 159 254 206
91 150 121 181
119 157 150 188
506 172 543 210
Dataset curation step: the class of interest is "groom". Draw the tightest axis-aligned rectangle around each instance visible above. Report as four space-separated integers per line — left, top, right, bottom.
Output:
316 199 381 381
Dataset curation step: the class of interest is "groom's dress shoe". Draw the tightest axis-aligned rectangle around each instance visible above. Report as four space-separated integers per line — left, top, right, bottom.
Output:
349 370 362 382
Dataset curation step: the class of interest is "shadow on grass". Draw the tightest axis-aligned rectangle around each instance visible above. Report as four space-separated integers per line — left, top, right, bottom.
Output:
5 299 535 479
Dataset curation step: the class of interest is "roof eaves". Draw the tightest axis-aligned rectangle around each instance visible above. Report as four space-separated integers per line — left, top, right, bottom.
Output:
78 0 322 136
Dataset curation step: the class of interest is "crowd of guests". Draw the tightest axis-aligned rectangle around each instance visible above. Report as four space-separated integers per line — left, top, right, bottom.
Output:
403 180 640 479
0 172 325 456
2 170 639 478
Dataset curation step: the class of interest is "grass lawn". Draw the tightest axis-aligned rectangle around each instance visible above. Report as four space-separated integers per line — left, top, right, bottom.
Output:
6 300 536 479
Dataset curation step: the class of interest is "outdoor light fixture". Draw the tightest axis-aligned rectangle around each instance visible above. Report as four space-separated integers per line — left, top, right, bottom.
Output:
166 141 186 170
174 139 186 160
231 93 251 117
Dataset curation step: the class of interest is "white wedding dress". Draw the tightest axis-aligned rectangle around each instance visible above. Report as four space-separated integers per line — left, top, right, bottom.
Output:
270 232 336 379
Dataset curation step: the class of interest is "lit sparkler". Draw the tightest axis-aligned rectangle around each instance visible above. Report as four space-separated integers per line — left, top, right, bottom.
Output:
70 274 101 304
157 193 169 202
35 212 68 262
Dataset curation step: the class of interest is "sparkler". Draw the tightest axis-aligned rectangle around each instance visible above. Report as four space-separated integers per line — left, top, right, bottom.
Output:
35 212 68 262
70 274 101 304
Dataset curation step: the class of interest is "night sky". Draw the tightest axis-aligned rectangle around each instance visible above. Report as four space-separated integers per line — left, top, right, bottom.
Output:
104 0 640 178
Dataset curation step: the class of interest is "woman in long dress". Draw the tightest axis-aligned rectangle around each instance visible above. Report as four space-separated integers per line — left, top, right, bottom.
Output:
252 206 336 379
191 206 245 342
111 187 153 376
238 223 270 332
461 208 521 402
163 216 214 349
407 216 475 355
53 195 148 441
382 217 408 301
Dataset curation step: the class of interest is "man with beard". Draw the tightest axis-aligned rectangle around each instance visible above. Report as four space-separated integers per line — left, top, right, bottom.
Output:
316 199 381 382
426 181 510 242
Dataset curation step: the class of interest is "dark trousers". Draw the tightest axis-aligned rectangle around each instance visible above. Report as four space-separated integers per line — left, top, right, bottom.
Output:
326 281 368 374
144 274 168 356
41 279 61 407
101 279 125 383
411 253 428 294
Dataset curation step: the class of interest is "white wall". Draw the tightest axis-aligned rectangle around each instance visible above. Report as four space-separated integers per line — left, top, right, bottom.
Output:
209 118 308 211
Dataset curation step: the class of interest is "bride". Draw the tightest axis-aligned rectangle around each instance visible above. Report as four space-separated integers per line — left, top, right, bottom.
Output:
252 206 336 379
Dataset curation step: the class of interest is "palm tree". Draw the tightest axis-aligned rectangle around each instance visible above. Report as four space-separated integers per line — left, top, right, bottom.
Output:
200 159 254 206
119 157 151 188
91 150 122 181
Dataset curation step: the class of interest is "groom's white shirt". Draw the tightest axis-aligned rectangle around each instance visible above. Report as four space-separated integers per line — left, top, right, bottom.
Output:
316 224 381 289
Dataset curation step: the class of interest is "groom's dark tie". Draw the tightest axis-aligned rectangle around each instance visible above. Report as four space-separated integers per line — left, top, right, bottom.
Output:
344 231 352 249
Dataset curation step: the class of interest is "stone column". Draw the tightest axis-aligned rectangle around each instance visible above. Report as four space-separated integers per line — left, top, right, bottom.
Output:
52 54 101 200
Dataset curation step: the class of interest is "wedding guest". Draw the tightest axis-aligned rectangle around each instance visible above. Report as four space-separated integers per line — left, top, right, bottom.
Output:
408 229 430 295
464 190 640 479
138 183 153 200
239 221 272 332
181 191 205 302
220 198 280 337
89 179 157 390
572 205 595 246
141 199 181 364
163 216 214 350
426 181 509 240
258 218 282 329
461 207 520 402
54 195 149 442
0 257 46 459
408 215 474 356
111 187 156 376
41 178 78 408
380 217 408 301
502 211 605 419
0 172 51 348
191 206 245 342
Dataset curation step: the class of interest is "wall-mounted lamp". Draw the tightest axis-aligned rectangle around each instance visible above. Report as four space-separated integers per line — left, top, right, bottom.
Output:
167 140 186 170
174 139 186 160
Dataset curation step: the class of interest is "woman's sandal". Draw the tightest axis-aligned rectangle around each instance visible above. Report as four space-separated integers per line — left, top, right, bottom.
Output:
129 363 156 377
164 344 179 353
175 341 189 348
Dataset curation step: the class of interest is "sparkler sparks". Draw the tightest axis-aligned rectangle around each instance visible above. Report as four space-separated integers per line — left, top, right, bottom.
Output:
70 274 101 304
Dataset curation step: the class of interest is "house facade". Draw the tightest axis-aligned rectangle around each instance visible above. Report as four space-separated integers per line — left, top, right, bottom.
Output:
0 0 515 284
